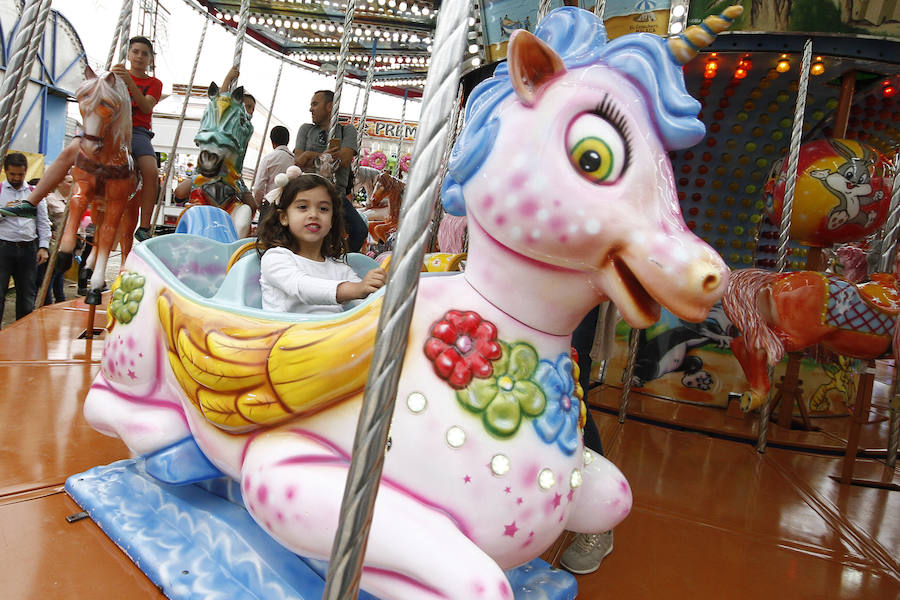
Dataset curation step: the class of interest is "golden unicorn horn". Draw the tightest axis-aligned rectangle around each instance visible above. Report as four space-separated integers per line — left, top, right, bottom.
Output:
668 5 743 65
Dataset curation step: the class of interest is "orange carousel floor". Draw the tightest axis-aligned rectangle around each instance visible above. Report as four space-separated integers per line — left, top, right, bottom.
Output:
1 298 898 599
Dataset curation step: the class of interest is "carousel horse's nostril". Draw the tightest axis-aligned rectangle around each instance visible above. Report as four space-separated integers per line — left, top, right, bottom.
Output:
702 272 721 293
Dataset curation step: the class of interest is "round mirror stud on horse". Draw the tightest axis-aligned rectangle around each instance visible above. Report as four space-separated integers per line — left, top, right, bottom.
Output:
77 7 735 599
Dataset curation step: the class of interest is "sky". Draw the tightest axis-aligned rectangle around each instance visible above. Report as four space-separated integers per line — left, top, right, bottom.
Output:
51 0 422 131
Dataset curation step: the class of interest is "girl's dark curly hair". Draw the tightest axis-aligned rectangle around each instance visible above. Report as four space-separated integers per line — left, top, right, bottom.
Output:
256 173 348 260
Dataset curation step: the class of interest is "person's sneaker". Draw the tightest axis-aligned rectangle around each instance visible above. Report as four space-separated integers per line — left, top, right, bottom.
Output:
0 201 37 218
559 530 614 575
134 226 151 242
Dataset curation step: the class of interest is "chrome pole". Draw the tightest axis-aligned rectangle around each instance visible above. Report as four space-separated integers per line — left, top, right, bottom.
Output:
321 0 474 597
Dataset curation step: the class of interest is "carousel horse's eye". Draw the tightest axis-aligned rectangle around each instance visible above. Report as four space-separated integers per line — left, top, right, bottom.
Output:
566 113 628 184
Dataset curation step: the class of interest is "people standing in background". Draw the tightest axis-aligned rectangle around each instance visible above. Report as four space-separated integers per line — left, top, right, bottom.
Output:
253 126 294 223
294 90 367 252
0 153 51 323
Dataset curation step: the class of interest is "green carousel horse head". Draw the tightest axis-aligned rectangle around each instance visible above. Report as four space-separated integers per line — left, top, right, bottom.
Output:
194 82 253 182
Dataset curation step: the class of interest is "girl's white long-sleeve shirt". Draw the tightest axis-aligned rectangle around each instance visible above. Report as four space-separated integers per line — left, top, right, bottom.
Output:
260 247 361 314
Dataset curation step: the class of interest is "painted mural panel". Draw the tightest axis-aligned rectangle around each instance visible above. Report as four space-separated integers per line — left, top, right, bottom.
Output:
688 0 900 39
602 304 860 416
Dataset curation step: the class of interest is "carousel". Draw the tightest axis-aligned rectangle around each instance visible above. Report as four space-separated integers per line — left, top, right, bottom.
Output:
1 1 898 599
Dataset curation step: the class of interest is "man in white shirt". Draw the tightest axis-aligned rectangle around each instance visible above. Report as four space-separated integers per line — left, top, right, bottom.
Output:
252 126 294 221
0 152 51 323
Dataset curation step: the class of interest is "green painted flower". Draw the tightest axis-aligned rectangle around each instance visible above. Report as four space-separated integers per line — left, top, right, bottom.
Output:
456 341 545 438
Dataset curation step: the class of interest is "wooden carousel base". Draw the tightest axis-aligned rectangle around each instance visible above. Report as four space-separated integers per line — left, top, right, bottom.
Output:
591 381 895 456
1 299 897 599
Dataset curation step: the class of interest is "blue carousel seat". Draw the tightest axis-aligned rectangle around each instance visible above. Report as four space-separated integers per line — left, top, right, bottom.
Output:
175 205 239 243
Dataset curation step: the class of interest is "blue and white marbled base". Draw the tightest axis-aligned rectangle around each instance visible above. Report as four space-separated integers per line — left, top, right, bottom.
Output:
66 459 577 600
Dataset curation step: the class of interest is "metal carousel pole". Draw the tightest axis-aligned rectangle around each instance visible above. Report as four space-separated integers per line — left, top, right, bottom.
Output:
229 0 251 87
149 18 209 236
756 39 813 453
250 59 284 190
392 89 408 177
0 0 43 157
321 0 474 596
326 0 356 144
352 43 378 180
877 153 900 469
105 0 133 70
0 0 52 156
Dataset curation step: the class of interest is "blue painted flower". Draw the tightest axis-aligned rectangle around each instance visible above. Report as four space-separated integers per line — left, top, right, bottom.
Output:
533 353 581 455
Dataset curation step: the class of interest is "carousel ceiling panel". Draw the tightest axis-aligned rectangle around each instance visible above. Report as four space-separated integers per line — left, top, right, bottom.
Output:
194 0 483 96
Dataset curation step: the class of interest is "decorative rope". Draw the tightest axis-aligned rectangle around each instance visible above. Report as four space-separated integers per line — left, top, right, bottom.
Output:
0 0 51 156
106 0 132 70
0 0 42 157
328 0 357 142
775 39 813 274
149 18 209 236
352 47 377 179
537 0 552 22
231 0 250 76
877 153 900 273
250 59 284 191
321 0 475 597
392 89 408 177
617 327 641 423
593 0 607 18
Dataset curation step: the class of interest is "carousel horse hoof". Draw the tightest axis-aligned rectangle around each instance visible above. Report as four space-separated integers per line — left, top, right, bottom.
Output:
77 267 93 296
84 288 104 305
55 252 74 273
740 392 760 412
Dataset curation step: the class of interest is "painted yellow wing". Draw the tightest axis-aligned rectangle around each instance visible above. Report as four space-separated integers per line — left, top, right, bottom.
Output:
158 289 381 432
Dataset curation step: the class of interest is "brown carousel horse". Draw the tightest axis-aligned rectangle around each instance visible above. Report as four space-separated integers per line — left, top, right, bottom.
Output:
57 67 139 304
367 171 404 243
721 265 900 411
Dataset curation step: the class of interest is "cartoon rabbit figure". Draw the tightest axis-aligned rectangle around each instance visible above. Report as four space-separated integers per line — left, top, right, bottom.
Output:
812 139 883 230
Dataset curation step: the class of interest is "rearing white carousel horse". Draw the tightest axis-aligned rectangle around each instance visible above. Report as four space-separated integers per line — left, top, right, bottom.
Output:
82 7 736 599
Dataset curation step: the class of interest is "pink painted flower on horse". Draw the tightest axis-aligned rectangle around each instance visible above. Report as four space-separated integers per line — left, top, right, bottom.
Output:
424 310 502 388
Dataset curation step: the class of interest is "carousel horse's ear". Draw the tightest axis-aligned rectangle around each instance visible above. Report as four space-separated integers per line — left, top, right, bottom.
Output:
508 29 566 107
232 86 245 102
208 81 219 98
102 71 119 88
84 65 96 80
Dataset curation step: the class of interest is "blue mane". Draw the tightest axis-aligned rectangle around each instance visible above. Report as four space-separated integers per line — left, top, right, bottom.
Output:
442 7 705 216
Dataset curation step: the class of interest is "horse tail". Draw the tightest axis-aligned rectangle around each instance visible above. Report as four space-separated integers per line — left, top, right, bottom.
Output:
721 268 786 366
437 213 468 254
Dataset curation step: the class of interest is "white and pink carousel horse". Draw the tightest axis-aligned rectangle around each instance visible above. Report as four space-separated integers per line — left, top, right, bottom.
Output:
81 7 735 599
56 68 140 304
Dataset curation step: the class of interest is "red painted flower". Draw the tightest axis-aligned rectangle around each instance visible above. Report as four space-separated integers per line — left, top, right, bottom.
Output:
424 310 502 389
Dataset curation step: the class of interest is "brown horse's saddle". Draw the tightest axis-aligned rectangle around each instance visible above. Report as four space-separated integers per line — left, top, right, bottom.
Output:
858 273 900 315
75 153 135 196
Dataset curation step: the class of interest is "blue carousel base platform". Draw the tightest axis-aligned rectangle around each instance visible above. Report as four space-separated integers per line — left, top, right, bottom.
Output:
66 459 578 600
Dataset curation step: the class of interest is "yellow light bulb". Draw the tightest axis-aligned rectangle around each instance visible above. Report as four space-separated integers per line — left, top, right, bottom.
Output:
810 62 825 76
776 60 790 73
